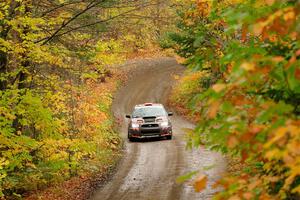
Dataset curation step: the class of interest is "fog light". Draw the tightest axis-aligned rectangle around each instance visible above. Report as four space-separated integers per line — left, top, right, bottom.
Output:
161 121 168 127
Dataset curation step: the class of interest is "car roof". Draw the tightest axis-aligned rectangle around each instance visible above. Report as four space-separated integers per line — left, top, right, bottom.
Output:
134 103 164 109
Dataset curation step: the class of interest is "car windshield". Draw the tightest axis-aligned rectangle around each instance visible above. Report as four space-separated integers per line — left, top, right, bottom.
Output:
132 106 167 118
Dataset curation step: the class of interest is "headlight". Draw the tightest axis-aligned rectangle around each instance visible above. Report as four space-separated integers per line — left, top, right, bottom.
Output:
156 118 163 122
131 123 139 128
160 121 169 127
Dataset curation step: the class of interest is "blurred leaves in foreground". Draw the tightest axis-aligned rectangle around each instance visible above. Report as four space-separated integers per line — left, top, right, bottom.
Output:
165 0 300 199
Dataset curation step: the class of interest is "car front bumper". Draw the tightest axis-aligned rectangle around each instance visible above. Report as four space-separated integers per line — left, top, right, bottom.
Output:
128 126 172 138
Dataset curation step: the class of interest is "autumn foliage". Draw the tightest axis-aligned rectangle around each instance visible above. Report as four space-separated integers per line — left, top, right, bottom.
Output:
166 0 300 199
0 1 137 198
0 0 180 198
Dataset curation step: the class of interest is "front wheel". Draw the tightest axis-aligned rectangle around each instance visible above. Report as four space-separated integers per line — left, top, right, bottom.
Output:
166 135 172 140
128 132 133 142
128 133 135 142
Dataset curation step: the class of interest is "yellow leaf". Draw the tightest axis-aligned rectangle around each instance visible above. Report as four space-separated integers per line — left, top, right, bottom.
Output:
193 174 207 192
265 149 282 160
292 185 300 194
228 196 241 200
175 55 186 64
212 83 225 93
0 11 4 20
283 10 295 21
265 127 288 148
173 74 180 80
241 62 255 71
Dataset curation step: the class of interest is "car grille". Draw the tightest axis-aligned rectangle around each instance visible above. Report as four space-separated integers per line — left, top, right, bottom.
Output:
140 123 161 135
141 124 159 128
141 128 160 134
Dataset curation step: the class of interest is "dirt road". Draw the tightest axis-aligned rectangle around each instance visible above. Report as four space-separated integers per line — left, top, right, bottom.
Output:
90 58 226 200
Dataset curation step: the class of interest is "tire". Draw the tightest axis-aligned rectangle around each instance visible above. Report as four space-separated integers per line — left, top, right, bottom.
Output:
128 132 134 142
166 135 172 140
128 133 135 142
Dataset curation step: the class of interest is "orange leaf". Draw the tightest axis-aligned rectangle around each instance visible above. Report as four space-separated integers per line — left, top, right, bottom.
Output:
241 24 248 42
228 195 241 200
259 193 272 200
208 101 220 119
265 0 275 6
295 68 300 80
253 23 264 36
193 174 207 192
243 192 253 200
228 135 239 148
241 149 248 162
271 56 284 63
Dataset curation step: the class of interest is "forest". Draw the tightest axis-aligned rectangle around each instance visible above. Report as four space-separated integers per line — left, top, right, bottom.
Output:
1 0 300 199
0 0 175 198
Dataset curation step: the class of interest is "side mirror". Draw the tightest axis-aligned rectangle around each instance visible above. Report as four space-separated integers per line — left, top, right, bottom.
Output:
168 112 173 116
125 115 131 118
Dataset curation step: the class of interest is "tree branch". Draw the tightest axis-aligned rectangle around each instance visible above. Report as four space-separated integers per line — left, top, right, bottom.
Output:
37 2 158 44
37 0 106 45
40 1 83 17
